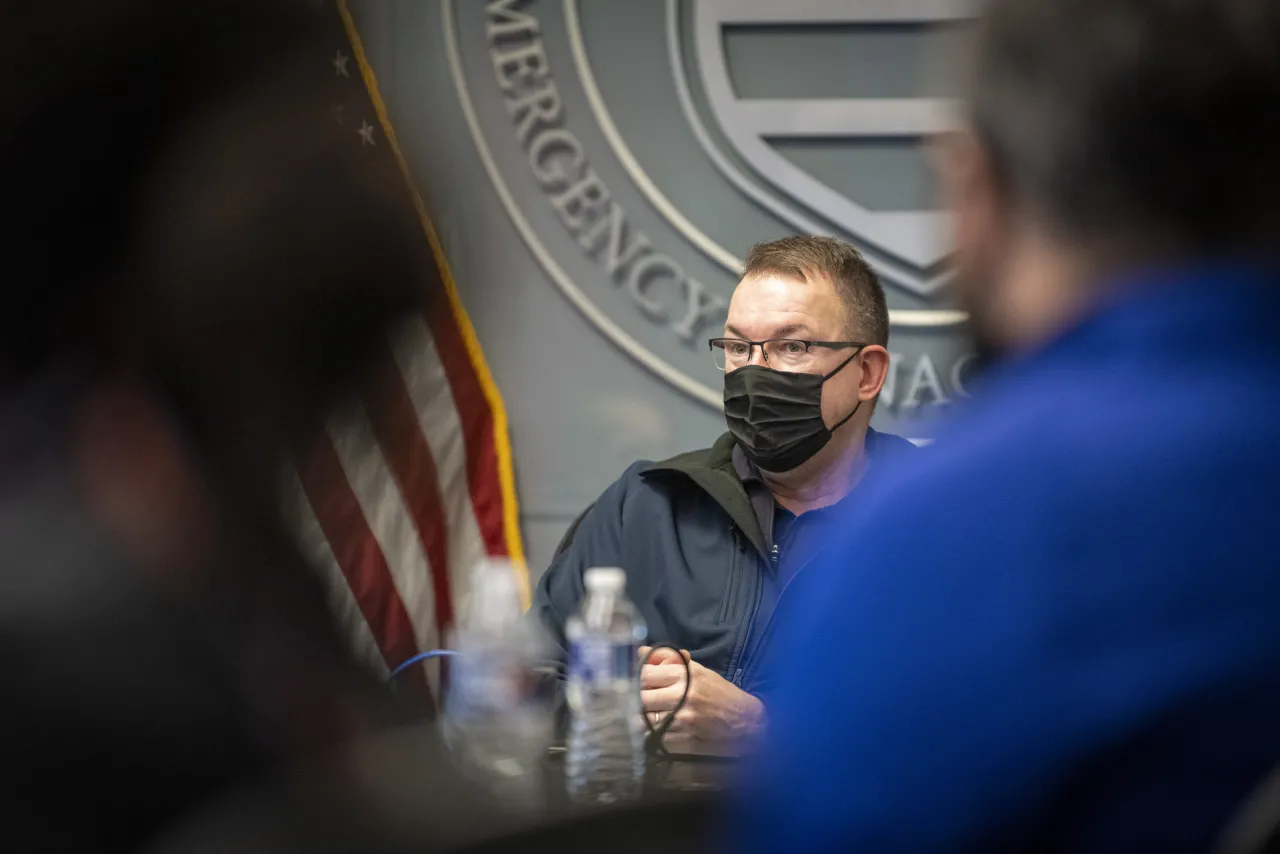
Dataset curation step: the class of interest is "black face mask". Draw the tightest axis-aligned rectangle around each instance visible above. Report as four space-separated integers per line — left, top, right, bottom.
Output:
723 351 862 473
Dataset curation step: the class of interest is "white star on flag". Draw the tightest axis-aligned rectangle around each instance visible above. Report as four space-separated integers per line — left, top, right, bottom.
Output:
333 50 351 78
298 0 529 712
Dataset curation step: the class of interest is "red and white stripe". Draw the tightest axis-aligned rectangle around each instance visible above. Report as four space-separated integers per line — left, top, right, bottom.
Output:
295 298 521 700
296 0 526 702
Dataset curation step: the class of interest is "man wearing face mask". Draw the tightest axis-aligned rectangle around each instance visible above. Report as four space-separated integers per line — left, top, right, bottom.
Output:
531 235 916 747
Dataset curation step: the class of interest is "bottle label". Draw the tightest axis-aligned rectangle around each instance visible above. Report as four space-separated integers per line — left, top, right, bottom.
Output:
568 640 637 685
447 655 519 715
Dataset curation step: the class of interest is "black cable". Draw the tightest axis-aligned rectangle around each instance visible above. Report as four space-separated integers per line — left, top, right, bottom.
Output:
640 643 692 761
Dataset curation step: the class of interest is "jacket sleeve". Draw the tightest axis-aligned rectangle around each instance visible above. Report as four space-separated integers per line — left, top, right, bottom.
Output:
529 462 646 663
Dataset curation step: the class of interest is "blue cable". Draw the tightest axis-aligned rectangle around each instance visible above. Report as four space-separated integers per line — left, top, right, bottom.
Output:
388 649 458 681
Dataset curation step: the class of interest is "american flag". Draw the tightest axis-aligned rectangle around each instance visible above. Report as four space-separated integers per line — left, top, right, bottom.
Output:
292 0 528 702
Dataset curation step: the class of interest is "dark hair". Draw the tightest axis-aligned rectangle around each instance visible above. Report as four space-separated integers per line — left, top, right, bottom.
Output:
969 0 1280 256
742 235 890 345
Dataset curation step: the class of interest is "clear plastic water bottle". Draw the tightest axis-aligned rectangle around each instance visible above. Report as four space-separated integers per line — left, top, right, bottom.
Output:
443 559 552 811
565 566 647 805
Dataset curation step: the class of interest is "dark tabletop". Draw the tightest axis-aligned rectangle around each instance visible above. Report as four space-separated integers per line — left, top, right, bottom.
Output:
148 726 734 854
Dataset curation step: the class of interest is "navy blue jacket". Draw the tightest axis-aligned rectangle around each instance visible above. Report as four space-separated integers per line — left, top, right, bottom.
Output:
531 428 917 697
738 265 1280 853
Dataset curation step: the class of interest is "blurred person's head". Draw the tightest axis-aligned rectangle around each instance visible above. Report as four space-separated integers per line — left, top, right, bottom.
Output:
716 236 891 480
937 0 1280 359
0 0 423 556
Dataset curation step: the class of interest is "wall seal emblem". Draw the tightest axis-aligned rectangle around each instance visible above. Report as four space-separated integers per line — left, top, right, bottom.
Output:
445 0 978 435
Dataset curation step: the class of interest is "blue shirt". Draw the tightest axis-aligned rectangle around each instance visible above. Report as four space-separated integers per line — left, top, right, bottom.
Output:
737 265 1280 853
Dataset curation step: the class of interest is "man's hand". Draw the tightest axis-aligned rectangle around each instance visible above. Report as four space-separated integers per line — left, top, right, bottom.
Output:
638 647 766 746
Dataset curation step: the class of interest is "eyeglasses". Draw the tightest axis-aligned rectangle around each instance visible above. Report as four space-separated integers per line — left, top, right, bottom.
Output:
708 338 866 372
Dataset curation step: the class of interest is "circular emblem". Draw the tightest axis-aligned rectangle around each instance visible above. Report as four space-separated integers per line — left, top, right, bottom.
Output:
444 0 978 436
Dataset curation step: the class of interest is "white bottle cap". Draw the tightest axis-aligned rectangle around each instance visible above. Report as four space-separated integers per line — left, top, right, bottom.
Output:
584 567 626 592
462 558 522 632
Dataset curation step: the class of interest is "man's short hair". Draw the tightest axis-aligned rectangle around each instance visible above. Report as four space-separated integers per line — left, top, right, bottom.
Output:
969 0 1280 256
742 236 889 346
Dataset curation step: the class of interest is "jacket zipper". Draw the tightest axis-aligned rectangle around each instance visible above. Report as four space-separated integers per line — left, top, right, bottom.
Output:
733 515 781 681
736 546 823 687
731 541 779 686
728 538 770 686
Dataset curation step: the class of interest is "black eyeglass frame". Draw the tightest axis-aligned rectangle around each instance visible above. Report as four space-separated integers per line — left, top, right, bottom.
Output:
707 337 868 369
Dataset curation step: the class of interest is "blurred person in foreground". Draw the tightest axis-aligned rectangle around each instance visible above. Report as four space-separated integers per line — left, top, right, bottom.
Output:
737 0 1280 852
0 1 457 849
532 236 915 750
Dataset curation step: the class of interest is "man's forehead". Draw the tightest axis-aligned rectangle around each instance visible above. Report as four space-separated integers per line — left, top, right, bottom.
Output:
727 272 844 333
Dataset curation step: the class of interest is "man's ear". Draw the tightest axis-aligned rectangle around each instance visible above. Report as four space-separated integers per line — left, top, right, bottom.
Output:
932 127 997 214
857 346 892 401
932 126 1010 282
932 124 1025 356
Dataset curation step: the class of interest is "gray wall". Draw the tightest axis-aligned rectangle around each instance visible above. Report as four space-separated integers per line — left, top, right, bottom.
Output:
351 0 973 578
